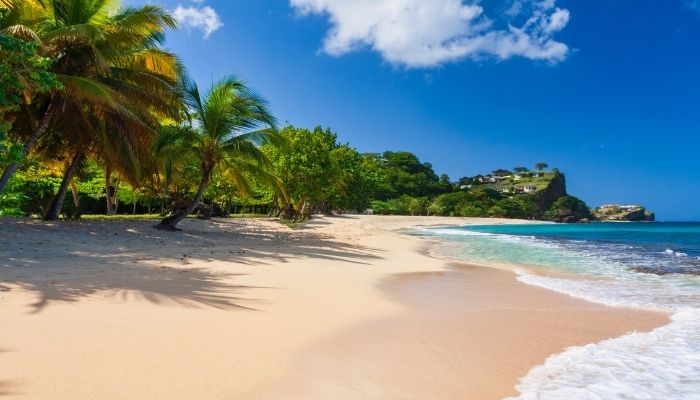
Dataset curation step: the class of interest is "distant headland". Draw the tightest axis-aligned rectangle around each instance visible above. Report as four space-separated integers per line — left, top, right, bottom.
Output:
593 204 655 222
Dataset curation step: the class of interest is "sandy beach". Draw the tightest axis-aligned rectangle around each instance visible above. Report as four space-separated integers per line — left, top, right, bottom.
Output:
0 216 669 399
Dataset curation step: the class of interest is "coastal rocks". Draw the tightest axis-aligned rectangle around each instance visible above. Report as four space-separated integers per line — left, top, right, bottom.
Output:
552 214 580 223
593 204 655 222
623 208 655 222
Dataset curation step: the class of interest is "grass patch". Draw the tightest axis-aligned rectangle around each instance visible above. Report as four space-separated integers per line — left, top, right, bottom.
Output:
225 213 268 219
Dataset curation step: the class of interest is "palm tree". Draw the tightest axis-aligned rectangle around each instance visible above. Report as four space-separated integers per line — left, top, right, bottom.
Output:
153 76 283 231
0 0 182 208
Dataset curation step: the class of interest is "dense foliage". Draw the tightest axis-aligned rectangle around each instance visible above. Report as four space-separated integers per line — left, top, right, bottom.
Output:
0 33 58 164
365 151 451 200
548 195 594 222
262 126 380 219
369 165 589 220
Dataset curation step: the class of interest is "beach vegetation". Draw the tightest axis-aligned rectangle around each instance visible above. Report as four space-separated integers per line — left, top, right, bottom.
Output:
0 0 184 222
0 33 59 175
366 151 452 200
152 76 281 230
0 2 591 225
262 125 380 221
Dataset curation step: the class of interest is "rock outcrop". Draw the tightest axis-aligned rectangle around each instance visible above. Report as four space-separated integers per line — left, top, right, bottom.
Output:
593 205 655 222
535 171 567 213
550 195 594 223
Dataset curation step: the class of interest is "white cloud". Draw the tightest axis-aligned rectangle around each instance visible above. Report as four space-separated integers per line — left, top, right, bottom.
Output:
290 0 571 68
173 5 223 38
543 8 570 33
505 0 524 17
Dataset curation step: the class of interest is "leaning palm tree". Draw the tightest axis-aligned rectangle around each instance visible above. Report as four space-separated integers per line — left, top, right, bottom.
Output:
0 0 182 197
153 76 283 231
36 95 156 220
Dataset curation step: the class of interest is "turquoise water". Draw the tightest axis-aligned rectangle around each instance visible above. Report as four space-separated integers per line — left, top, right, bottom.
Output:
420 222 700 308
417 222 700 400
455 222 700 274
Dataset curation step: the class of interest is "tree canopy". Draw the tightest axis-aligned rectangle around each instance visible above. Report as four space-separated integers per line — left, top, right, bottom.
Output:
365 151 451 200
262 125 379 219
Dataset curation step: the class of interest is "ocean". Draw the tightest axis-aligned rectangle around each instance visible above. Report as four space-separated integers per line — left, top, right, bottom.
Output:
416 222 700 400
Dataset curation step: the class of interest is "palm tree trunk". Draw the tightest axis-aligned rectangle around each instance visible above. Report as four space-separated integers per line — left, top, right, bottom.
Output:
113 179 120 214
299 200 310 221
154 168 211 231
70 180 80 208
43 151 82 221
0 100 56 193
105 165 114 215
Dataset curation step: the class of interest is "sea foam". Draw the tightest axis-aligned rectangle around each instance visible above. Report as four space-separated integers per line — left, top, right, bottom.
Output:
505 309 700 400
416 224 700 400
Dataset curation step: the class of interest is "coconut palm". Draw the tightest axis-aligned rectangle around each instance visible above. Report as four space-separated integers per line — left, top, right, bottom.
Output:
153 75 284 231
0 0 182 210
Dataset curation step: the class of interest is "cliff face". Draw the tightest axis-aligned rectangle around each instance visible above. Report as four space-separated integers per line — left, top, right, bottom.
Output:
535 172 567 212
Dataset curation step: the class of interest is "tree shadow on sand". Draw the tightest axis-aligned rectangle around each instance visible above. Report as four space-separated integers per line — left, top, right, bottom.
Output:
0 381 18 397
0 348 18 397
8 268 264 314
0 217 384 313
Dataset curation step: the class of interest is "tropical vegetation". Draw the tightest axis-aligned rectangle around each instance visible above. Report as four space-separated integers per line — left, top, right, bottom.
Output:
0 0 591 225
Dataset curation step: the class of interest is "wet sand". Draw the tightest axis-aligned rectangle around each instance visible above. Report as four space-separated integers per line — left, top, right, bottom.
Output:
262 264 669 399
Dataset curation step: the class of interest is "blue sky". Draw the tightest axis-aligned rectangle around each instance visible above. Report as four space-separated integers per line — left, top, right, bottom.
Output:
129 0 700 220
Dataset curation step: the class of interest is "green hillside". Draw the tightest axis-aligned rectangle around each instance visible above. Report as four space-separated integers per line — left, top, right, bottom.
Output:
461 171 559 195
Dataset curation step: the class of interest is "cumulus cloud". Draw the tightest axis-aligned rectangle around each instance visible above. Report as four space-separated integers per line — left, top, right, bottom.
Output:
173 4 223 38
290 0 571 67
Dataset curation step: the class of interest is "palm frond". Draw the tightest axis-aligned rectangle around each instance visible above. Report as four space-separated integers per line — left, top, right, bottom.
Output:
56 74 120 109
1 24 42 42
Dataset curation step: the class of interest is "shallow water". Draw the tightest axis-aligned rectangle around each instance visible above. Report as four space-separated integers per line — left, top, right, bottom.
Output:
416 222 700 400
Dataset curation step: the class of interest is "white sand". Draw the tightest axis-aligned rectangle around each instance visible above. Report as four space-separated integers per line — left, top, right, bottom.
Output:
0 216 668 399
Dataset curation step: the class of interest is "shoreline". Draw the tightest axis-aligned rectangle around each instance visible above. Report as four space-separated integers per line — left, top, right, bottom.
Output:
0 216 670 399
261 221 669 399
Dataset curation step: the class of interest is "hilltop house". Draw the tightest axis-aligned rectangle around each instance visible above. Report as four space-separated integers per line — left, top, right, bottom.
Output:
476 175 499 183
600 204 641 211
514 185 536 194
619 205 640 211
